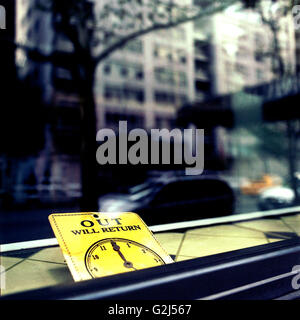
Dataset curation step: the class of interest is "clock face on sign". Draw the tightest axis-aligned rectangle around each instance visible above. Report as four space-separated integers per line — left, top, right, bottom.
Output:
48 212 173 281
85 238 165 278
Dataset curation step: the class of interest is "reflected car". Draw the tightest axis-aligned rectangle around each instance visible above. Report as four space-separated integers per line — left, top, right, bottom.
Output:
98 177 235 225
240 174 282 195
257 186 296 211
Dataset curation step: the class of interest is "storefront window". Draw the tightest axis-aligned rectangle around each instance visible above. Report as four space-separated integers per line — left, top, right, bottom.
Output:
1 0 300 300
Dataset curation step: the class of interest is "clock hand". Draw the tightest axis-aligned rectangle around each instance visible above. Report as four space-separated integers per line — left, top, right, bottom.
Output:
110 240 126 261
110 240 137 270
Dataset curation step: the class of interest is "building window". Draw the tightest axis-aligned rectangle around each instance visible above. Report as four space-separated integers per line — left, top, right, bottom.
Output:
237 46 248 59
154 45 187 65
180 55 187 64
178 72 187 86
256 69 264 81
104 60 143 81
255 33 264 49
255 51 264 62
135 91 144 103
120 67 128 77
236 63 248 77
154 91 187 105
104 85 145 103
155 68 173 84
167 53 173 62
154 91 176 104
135 70 144 80
154 45 171 61
104 86 122 100
154 68 187 87
103 64 111 74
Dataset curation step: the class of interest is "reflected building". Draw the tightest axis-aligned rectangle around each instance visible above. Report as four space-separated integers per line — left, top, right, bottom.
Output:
95 26 195 131
193 6 296 96
193 6 296 179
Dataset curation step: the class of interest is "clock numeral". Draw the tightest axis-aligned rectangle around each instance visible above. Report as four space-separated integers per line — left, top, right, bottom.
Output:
127 243 131 248
99 245 106 251
141 249 146 254
92 254 99 260
154 258 159 263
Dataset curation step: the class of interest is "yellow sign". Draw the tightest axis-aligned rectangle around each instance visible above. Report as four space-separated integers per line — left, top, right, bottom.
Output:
48 212 173 281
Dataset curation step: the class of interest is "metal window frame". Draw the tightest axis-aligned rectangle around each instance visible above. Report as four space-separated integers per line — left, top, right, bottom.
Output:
2 237 300 300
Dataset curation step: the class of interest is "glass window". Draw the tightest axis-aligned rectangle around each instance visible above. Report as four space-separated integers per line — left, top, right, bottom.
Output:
2 0 300 299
